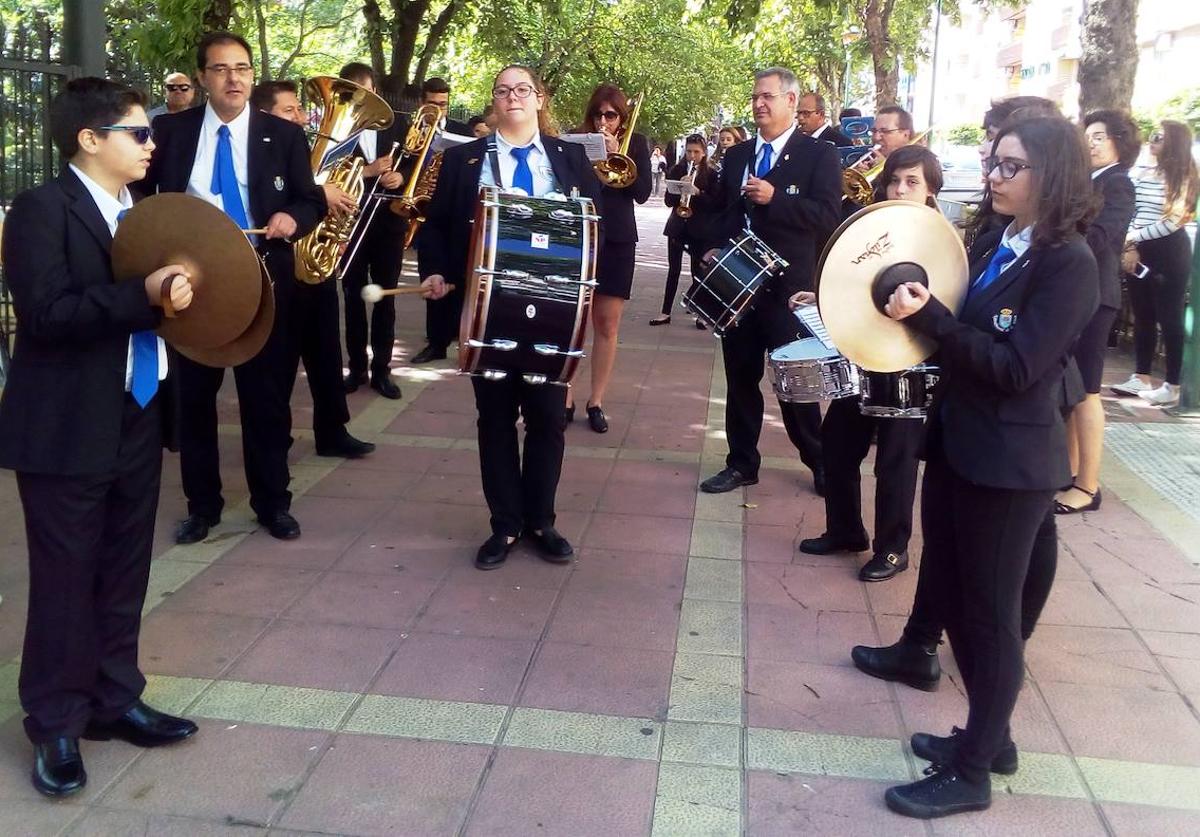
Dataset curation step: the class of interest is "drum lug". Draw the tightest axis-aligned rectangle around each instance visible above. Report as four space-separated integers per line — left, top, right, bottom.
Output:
548 208 576 222
544 274 598 287
522 373 549 385
533 343 585 358
468 338 518 352
480 369 508 381
477 267 532 281
507 203 534 219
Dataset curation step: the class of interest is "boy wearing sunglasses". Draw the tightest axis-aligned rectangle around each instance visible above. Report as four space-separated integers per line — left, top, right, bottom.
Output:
0 77 200 798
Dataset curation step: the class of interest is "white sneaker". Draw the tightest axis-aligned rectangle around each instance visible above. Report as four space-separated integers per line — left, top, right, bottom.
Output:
1138 383 1179 405
1111 374 1152 396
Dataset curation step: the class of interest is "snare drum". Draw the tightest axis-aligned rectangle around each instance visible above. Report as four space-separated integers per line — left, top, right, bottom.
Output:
683 230 788 335
769 338 860 403
459 186 599 385
858 365 940 418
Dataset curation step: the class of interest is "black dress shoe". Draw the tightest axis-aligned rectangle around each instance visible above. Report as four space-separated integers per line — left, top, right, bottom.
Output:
528 527 574 563
315 432 376 459
175 513 220 545
32 737 86 797
797 532 869 555
859 550 909 582
562 403 576 429
371 375 402 400
410 344 448 364
911 727 1019 775
586 404 608 433
700 467 758 494
84 701 198 748
258 510 301 540
475 533 517 570
343 371 369 393
649 315 671 326
885 764 991 819
813 468 826 498
851 638 941 691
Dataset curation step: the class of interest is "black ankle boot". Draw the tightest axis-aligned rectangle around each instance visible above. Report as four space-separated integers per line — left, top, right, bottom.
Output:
885 764 991 819
850 637 941 691
911 727 1019 775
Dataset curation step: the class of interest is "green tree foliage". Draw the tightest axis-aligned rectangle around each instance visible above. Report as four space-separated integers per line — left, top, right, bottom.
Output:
946 123 984 146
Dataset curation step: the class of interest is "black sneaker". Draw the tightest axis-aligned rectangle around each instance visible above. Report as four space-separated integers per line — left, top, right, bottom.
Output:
911 727 1019 775
885 764 991 819
850 638 941 691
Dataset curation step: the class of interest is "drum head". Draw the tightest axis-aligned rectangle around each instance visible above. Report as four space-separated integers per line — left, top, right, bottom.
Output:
770 338 836 362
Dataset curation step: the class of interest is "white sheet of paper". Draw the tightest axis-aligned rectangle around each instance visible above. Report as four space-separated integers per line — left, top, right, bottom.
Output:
664 179 699 196
794 304 836 351
432 131 472 153
559 132 608 162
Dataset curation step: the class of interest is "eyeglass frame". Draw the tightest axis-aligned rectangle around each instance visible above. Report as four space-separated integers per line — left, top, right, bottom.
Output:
983 155 1032 180
492 83 538 100
203 64 254 78
165 83 192 92
95 125 154 145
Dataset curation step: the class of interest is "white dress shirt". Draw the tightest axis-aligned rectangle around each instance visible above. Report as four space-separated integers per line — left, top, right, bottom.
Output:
810 122 833 142
478 130 559 197
186 102 256 228
743 123 798 186
998 222 1034 274
68 164 169 388
358 128 378 163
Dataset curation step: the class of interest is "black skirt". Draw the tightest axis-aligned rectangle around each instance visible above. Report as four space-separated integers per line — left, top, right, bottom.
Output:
594 240 637 300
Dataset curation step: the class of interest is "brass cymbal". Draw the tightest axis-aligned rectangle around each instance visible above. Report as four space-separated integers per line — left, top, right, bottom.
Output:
176 259 275 368
112 193 262 350
817 200 968 373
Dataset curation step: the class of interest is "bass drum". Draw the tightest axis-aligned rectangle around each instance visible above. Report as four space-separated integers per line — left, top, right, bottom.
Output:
459 186 599 385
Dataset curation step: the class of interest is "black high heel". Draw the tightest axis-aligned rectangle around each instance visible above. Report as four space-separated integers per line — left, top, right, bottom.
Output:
563 403 575 429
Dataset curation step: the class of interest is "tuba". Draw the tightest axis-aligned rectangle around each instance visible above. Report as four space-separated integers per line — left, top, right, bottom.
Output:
294 76 394 284
593 93 645 189
842 129 930 205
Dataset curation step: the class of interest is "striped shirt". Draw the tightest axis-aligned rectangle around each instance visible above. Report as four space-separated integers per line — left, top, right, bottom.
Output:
1127 170 1189 244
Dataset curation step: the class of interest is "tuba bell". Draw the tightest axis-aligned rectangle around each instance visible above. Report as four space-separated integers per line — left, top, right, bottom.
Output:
294 76 394 284
593 93 646 189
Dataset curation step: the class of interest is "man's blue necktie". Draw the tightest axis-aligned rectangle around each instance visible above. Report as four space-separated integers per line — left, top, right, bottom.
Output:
755 143 774 178
511 145 535 195
211 124 249 229
118 208 159 408
969 243 1017 298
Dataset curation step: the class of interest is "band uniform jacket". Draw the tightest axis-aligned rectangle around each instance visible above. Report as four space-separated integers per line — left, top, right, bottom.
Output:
1087 165 1136 309
597 131 652 243
417 134 604 289
662 160 714 243
0 168 178 475
813 125 854 148
905 228 1099 491
354 119 407 238
706 133 843 319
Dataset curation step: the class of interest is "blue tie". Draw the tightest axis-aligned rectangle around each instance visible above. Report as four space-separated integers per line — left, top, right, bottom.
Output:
118 209 159 407
211 124 249 229
755 143 774 178
970 243 1017 298
511 145 535 195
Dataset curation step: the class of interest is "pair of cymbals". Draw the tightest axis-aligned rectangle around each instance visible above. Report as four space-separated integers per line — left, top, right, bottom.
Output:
112 194 274 367
817 200 969 373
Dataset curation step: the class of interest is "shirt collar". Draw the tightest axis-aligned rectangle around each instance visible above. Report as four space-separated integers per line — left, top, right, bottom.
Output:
755 123 797 158
1001 221 1034 259
1091 163 1117 180
68 163 133 233
494 129 546 158
811 122 831 139
203 101 251 140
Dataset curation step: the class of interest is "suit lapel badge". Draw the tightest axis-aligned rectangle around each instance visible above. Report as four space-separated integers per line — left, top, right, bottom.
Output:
262 137 271 142
786 184 799 195
783 153 790 161
467 157 479 164
273 176 285 191
993 307 1016 332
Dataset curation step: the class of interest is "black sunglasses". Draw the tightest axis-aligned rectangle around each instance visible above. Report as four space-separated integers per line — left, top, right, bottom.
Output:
97 125 154 145
165 83 191 92
595 110 621 120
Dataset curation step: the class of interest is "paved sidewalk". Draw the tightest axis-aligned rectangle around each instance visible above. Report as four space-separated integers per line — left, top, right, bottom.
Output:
1 200 1199 835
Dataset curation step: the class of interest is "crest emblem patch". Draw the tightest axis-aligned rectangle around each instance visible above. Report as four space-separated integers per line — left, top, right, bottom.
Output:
993 308 1016 332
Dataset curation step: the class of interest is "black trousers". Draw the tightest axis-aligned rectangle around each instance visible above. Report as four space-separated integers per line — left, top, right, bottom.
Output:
662 236 703 316
178 249 312 519
820 396 922 555
910 458 1055 784
1128 229 1192 384
342 218 404 376
720 306 822 476
17 395 161 743
472 375 567 537
426 284 465 350
288 278 352 445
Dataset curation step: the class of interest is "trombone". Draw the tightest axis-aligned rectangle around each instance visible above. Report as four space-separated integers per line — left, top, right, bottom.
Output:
594 92 645 189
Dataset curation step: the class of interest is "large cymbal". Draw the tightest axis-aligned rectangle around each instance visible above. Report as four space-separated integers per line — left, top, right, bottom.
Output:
112 193 262 350
817 200 968 373
176 260 275 368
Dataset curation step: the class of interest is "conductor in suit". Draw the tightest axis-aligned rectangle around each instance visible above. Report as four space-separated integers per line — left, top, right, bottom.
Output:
797 92 853 147
142 31 326 543
0 78 198 797
419 65 603 570
700 67 843 495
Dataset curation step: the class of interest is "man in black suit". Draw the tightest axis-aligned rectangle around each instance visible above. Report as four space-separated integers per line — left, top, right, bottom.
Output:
0 78 198 798
797 92 853 147
142 32 327 543
699 67 843 495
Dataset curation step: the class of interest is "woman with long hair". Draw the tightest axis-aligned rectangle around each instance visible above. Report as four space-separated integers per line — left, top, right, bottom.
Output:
879 116 1098 818
710 125 746 174
653 133 713 326
563 83 652 433
1111 119 1199 406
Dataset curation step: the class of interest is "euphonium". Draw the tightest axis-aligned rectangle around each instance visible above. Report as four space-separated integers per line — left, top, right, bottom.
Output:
841 129 930 205
400 150 443 250
388 103 443 232
675 161 696 218
294 76 394 284
593 93 645 189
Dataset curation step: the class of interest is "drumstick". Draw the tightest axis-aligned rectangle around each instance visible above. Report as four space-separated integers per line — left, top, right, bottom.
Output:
242 228 269 235
361 283 457 302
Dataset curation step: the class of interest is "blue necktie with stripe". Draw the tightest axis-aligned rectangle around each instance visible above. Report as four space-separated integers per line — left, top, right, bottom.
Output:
755 143 774 178
119 208 159 407
969 243 1017 299
212 124 249 229
511 145 535 195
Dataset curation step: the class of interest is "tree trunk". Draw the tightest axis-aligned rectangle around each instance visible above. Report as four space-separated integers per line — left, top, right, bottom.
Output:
413 0 464 85
203 0 234 31
862 0 898 107
363 1 388 77
389 0 432 83
1077 0 1140 117
251 0 270 79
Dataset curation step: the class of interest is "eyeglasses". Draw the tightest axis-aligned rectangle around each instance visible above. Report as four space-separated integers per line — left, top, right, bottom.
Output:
983 156 1032 180
165 84 192 92
205 64 254 78
750 92 785 104
96 125 153 145
1085 132 1110 145
872 127 905 136
595 110 620 121
1150 132 1164 143
796 109 818 119
492 83 536 100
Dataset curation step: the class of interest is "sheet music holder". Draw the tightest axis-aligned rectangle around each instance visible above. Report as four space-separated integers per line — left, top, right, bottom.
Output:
432 131 472 153
795 304 836 351
558 132 608 162
664 179 699 196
